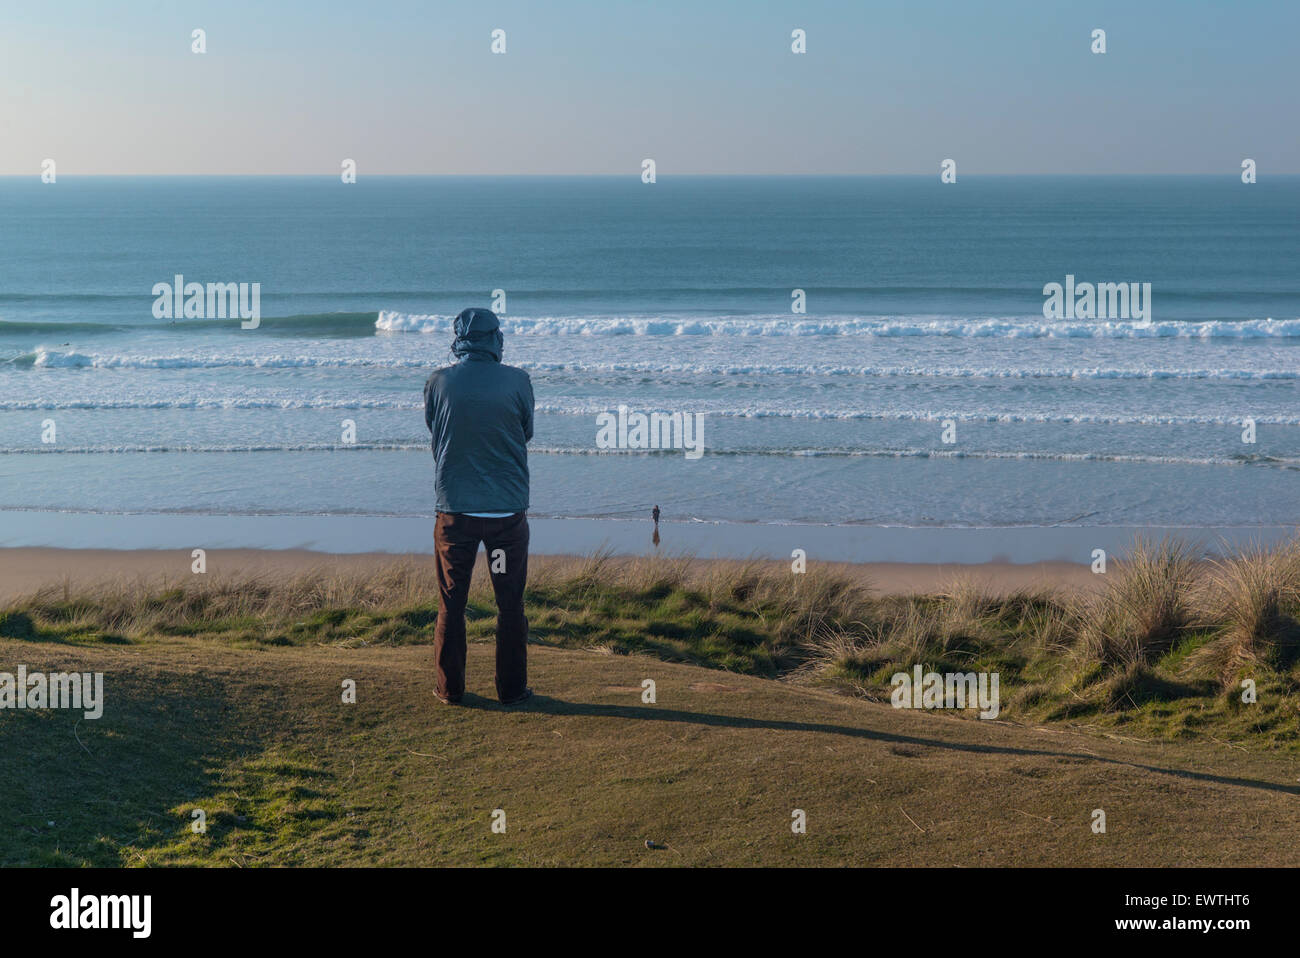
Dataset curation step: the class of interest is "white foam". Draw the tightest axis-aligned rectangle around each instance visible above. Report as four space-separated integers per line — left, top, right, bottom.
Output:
5 393 1296 427
19 348 1298 382
377 310 1300 339
29 348 421 370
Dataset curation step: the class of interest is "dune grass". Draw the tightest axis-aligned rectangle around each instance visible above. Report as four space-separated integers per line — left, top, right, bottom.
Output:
6 536 1300 867
3 536 1300 747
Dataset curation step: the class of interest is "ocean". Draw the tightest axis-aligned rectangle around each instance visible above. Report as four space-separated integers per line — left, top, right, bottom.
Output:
1 175 1296 558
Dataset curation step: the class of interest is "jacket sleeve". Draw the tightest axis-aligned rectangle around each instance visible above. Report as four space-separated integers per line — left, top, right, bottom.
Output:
423 377 435 434
521 375 535 442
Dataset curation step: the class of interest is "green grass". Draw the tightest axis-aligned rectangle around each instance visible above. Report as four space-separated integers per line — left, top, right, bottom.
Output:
7 633 1300 868
4 539 1300 746
5 537 1300 866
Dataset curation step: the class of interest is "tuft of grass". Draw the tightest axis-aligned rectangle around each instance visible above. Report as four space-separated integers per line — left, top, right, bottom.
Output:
1102 662 1209 712
0 611 39 639
1078 537 1201 671
1188 539 1300 684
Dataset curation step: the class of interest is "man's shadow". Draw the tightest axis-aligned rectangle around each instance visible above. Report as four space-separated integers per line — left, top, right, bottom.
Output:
453 692 1300 799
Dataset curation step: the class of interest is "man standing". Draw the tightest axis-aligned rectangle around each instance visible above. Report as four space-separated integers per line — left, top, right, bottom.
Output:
424 308 535 706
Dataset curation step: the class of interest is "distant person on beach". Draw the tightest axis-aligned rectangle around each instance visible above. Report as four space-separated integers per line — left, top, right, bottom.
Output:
424 308 535 706
652 505 661 525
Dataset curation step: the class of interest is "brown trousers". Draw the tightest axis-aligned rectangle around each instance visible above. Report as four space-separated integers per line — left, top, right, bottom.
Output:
433 511 529 702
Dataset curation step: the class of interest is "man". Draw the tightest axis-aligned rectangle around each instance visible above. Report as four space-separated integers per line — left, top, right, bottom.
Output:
424 307 535 706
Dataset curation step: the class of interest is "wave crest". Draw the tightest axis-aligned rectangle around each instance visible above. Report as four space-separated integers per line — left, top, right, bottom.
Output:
377 311 1300 339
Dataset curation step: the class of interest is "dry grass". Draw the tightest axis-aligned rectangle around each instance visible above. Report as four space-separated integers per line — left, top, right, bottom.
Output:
3 534 1300 744
1189 539 1300 684
1077 537 1201 670
13 561 445 638
8 536 1300 868
8 635 1300 867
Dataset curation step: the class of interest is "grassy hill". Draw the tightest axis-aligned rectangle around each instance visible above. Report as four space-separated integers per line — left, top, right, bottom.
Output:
3 541 1299 867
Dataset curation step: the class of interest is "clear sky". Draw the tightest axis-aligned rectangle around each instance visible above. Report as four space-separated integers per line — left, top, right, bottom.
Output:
2 0 1296 175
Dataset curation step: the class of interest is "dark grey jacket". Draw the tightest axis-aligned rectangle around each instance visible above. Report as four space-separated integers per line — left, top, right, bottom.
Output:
423 312 534 514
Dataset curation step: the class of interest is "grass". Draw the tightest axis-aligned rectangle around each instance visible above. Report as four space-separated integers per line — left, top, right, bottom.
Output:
5 538 1300 744
7 634 1300 867
1078 537 1200 670
4 535 1300 866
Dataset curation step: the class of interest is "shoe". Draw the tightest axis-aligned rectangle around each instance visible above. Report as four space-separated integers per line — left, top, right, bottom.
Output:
500 687 533 706
435 690 462 705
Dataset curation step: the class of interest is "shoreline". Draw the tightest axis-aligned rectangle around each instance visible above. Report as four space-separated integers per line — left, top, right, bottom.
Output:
0 509 1293 567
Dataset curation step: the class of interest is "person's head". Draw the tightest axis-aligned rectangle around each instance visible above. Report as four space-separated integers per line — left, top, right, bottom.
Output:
451 307 504 362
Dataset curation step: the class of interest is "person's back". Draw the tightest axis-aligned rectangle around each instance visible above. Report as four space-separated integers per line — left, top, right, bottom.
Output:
424 350 533 513
423 308 535 706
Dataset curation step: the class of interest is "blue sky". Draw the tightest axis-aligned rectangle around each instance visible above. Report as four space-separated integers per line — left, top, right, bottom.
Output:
2 0 1296 174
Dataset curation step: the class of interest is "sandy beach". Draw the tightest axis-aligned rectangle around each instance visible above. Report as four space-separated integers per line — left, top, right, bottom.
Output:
0 545 1102 605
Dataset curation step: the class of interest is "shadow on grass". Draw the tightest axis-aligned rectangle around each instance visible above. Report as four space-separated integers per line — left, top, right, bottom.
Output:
0 667 272 866
510 694 1300 799
0 611 130 647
